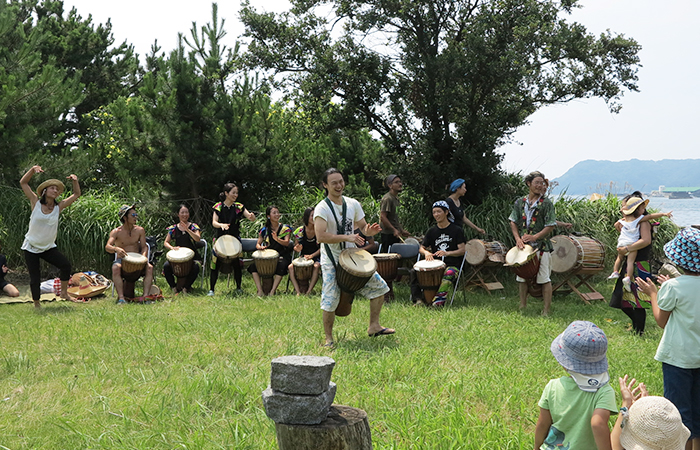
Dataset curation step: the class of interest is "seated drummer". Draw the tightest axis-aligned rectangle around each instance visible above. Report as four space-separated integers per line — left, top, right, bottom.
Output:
248 206 293 296
289 207 321 296
106 204 154 304
163 204 202 295
410 201 466 307
508 171 556 316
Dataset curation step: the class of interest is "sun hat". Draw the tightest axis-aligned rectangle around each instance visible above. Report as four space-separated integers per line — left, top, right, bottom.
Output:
118 204 136 221
619 396 690 450
621 197 650 215
551 321 608 375
67 275 108 299
449 178 465 193
385 174 399 188
664 227 700 273
36 179 65 198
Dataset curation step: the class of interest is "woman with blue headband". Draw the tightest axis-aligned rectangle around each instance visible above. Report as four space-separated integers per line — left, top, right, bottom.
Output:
446 178 486 235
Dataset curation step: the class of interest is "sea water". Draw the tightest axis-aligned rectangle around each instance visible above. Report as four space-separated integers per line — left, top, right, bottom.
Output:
647 197 700 228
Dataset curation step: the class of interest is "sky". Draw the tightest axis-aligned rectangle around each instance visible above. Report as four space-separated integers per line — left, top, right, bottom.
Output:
62 0 699 179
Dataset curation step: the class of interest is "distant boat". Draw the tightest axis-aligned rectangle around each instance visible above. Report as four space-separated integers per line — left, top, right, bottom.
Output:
668 192 693 199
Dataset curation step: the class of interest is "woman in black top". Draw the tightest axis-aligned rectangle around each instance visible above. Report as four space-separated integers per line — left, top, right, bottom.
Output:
163 204 202 294
289 207 321 295
445 178 485 235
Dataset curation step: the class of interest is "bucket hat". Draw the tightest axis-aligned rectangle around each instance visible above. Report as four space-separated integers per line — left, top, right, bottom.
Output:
36 179 65 198
551 321 608 375
619 396 690 450
621 197 649 215
664 227 700 273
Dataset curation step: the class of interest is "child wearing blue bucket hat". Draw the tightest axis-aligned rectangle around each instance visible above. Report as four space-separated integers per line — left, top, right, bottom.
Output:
534 320 618 450
636 226 700 449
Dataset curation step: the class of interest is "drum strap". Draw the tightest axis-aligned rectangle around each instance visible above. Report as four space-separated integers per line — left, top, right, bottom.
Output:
323 197 347 268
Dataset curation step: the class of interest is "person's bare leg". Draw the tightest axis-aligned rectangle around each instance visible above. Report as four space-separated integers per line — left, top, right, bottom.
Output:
307 264 320 295
289 265 302 295
323 310 335 345
59 278 70 300
270 275 283 295
518 281 528 310
367 295 394 336
4 284 20 297
542 282 552 316
112 264 125 300
252 272 264 296
143 264 154 298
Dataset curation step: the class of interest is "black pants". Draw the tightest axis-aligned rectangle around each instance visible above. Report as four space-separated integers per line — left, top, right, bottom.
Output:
24 248 71 301
621 307 646 335
163 260 201 291
210 258 242 291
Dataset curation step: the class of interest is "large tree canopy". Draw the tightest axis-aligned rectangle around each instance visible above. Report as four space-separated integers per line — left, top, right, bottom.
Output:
240 0 641 201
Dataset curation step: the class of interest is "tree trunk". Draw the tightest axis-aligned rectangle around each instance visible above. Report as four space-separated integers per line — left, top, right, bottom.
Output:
275 405 372 450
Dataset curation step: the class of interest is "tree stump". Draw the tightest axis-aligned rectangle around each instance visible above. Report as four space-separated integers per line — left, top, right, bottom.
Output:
275 405 372 450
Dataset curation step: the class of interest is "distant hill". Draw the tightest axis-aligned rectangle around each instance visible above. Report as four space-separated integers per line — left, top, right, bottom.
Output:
552 159 700 195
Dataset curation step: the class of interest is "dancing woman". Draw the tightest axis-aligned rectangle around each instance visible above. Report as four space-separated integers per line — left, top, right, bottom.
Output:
209 182 255 296
20 165 81 308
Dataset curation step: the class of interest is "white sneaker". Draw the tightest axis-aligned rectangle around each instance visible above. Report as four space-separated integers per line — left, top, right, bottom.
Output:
622 277 632 292
207 290 215 296
607 271 620 280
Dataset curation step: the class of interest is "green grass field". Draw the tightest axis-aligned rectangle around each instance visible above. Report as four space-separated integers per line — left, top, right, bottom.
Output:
0 275 664 449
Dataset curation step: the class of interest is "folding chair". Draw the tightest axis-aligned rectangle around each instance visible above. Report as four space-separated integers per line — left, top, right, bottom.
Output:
195 239 208 289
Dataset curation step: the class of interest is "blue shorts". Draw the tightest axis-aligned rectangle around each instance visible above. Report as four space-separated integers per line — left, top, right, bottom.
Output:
663 362 700 439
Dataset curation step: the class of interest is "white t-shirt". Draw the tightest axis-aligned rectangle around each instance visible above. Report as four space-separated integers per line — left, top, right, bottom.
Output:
314 196 364 266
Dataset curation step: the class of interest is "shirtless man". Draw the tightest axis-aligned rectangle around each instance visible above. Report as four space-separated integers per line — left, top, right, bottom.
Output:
106 204 154 303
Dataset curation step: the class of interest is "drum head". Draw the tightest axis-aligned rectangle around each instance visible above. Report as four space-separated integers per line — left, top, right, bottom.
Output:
338 248 377 276
214 235 242 258
293 256 314 267
373 253 401 261
252 249 279 259
465 239 487 265
124 252 147 264
413 259 446 271
505 245 535 266
167 247 194 263
404 237 420 247
551 236 578 273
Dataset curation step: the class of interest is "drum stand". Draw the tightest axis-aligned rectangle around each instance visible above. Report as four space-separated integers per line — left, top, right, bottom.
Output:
461 265 504 293
552 267 605 304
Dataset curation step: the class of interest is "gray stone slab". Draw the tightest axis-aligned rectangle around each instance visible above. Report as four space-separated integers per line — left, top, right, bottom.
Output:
270 355 335 395
262 382 337 425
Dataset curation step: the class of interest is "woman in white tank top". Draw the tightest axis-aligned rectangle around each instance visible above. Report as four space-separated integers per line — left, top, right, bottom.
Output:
19 165 81 308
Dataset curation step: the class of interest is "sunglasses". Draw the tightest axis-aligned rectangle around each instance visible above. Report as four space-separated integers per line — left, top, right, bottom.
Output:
131 213 138 217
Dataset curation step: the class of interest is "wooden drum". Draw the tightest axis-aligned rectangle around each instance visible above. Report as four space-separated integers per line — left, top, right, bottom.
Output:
252 249 279 278
121 252 147 282
465 239 507 266
166 247 194 277
551 235 606 273
373 253 401 282
292 257 314 281
214 235 242 274
504 245 540 280
336 248 377 317
413 259 446 304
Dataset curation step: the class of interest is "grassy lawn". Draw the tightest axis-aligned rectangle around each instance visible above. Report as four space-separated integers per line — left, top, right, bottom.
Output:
0 275 664 449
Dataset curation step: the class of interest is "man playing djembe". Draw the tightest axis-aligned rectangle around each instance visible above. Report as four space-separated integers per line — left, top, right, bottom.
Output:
508 171 557 316
106 204 154 303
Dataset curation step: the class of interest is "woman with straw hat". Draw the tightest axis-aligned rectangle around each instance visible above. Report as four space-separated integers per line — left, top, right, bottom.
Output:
19 165 81 308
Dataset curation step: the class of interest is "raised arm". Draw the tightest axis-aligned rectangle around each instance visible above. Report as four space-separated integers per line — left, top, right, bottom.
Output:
20 165 42 208
58 174 81 209
639 211 672 222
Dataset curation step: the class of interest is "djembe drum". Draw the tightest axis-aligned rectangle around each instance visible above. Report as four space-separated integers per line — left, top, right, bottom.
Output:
335 248 377 317
413 259 446 304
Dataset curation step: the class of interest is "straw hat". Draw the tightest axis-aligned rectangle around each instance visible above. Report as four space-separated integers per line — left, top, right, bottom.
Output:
619 396 690 450
664 227 700 273
550 321 608 375
67 275 108 299
36 179 65 198
621 197 649 215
